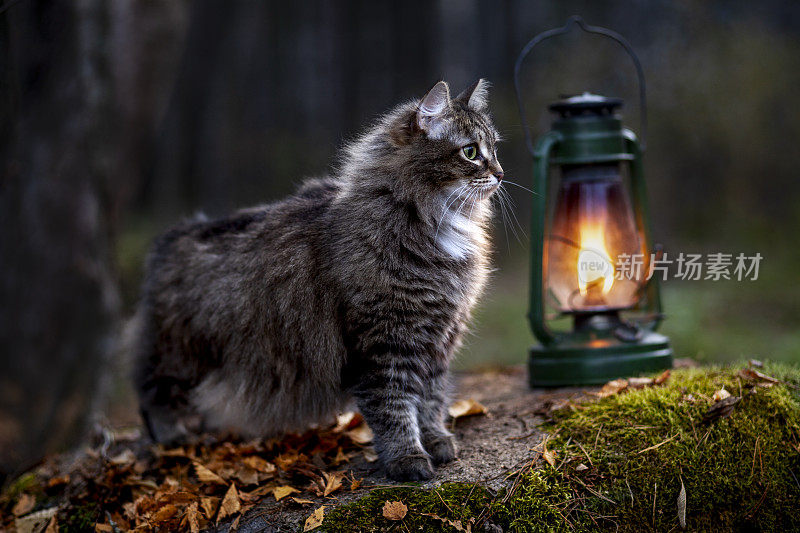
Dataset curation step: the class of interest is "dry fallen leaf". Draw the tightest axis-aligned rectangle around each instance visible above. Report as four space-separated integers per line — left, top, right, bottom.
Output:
596 378 628 398
273 485 300 501
291 497 315 505
323 471 344 496
448 399 488 419
382 500 408 521
14 506 58 533
543 447 557 467
217 483 241 523
350 476 363 491
420 512 468 531
738 368 780 386
95 524 113 533
242 455 276 475
152 504 179 523
346 423 374 444
12 493 35 516
575 463 589 472
654 369 671 385
712 388 731 402
194 462 226 485
184 501 200 533
628 377 654 389
304 506 325 531
702 395 741 424
200 497 220 519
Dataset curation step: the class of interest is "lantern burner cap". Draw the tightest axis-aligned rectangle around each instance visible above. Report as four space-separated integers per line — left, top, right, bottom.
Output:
549 92 622 118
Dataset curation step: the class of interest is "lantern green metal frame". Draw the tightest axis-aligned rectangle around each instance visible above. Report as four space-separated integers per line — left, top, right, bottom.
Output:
515 17 673 387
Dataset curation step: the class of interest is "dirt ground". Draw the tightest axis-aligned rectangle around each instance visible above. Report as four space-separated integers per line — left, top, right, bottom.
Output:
225 367 589 533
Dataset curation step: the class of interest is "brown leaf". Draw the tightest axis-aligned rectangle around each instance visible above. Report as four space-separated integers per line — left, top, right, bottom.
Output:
46 475 70 488
702 395 741 424
233 467 259 486
382 500 408 521
152 504 179 523
448 399 488 419
738 368 780 386
185 502 200 533
273 485 300 501
350 477 363 491
303 506 325 531
654 369 671 385
242 455 276 475
596 378 628 398
543 447 557 467
291 497 315 505
217 483 241 524
628 377 654 389
12 493 35 516
95 524 113 533
322 471 344 496
194 461 226 485
44 514 58 533
200 497 220 519
345 423 374 444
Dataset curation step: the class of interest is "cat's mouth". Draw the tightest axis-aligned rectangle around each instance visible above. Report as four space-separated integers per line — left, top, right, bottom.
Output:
469 175 502 198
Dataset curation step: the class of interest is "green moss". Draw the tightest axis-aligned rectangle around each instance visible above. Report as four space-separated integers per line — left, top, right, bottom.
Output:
549 363 800 531
322 482 492 532
489 468 575 533
59 502 102 533
323 363 800 532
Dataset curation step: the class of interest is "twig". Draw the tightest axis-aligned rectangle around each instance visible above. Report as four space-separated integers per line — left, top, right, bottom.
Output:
652 482 658 528
637 434 678 454
572 476 616 504
574 440 593 466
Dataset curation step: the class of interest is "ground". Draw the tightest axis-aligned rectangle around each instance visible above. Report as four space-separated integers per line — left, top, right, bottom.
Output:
2 361 799 532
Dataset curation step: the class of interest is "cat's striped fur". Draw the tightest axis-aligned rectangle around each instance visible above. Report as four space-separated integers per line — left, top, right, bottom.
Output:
134 80 503 480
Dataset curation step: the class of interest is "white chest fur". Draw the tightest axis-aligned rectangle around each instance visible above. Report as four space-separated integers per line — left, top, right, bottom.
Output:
436 209 482 260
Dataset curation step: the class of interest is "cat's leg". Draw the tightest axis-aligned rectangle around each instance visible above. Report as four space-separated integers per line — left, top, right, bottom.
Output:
353 365 434 481
418 369 458 465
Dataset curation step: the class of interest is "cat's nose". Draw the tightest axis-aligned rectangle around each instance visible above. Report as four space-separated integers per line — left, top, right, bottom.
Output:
494 171 504 182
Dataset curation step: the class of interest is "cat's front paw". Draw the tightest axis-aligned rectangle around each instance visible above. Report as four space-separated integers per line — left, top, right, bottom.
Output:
384 454 435 481
424 435 458 465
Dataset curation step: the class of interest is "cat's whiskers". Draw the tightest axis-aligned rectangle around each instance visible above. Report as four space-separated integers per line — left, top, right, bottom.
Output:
502 179 540 197
434 183 469 242
497 185 526 244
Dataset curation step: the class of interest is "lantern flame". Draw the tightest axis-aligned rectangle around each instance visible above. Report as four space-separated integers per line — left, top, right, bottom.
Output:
577 221 614 298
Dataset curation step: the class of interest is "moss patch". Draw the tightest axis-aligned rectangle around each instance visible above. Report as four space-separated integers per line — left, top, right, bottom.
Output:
321 363 800 532
549 363 800 531
322 482 492 532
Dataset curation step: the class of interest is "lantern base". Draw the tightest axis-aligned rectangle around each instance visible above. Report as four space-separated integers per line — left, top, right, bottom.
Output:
528 331 672 387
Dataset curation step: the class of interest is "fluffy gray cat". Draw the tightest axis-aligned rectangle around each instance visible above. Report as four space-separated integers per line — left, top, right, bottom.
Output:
134 79 503 481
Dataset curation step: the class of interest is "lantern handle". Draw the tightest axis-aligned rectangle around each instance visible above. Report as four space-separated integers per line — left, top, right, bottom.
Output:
513 15 648 155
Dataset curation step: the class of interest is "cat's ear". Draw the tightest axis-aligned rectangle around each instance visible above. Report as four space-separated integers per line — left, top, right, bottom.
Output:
456 79 490 112
416 81 451 134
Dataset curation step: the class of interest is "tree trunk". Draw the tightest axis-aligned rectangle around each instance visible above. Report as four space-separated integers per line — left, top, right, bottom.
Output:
0 0 120 481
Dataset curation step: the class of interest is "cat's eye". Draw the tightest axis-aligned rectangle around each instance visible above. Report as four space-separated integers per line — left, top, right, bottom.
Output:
462 145 479 160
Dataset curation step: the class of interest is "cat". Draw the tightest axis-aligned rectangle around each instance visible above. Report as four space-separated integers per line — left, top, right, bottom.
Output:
134 79 504 481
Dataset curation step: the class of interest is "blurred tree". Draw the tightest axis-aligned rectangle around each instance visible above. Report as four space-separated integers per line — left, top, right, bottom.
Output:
0 0 120 481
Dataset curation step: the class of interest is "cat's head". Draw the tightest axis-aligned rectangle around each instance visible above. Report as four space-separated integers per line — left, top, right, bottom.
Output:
388 80 503 204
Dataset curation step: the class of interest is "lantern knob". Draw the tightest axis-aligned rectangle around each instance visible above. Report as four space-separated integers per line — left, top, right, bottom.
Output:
549 92 623 118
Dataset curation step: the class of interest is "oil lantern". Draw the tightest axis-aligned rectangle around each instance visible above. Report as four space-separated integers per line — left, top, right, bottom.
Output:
514 17 673 386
